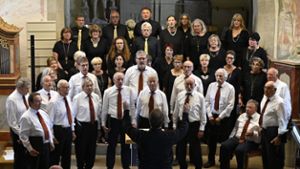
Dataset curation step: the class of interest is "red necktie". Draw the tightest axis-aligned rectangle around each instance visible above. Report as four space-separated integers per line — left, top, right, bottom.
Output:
259 99 270 126
64 97 72 125
185 93 191 104
117 89 122 119
88 95 96 124
37 111 50 140
23 95 29 109
138 70 144 94
148 92 155 114
48 92 51 101
239 116 252 143
214 86 221 111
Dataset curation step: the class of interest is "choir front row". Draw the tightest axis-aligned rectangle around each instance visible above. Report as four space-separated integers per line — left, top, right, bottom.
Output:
6 51 290 169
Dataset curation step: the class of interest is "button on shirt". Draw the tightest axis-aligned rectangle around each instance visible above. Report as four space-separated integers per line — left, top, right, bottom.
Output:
230 112 261 143
170 74 204 114
72 91 102 123
47 95 75 130
274 79 291 123
19 108 53 152
135 88 169 127
37 88 59 110
68 72 101 100
206 81 235 119
173 90 206 131
6 90 29 135
260 95 287 135
124 65 158 97
101 85 136 125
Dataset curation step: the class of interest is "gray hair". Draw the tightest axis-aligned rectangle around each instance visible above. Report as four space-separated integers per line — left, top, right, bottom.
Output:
215 68 228 80
135 50 147 59
73 50 86 61
141 22 152 31
16 77 31 88
247 99 259 111
81 77 93 89
57 79 68 89
191 18 207 36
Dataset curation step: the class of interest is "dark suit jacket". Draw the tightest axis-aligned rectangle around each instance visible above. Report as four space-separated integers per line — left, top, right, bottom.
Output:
71 26 90 49
133 36 161 62
123 111 189 169
134 19 161 38
102 23 130 47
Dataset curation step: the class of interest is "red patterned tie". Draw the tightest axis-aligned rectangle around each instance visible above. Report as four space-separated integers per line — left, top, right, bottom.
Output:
88 95 96 124
138 70 144 94
37 111 50 140
239 116 252 143
214 86 221 111
259 99 270 126
148 92 155 114
64 97 72 125
23 95 29 109
117 88 122 119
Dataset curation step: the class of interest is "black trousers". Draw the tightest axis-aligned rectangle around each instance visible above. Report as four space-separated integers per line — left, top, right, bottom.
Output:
261 127 285 169
10 129 28 169
27 136 50 169
177 121 202 169
220 137 259 169
75 121 98 169
138 116 150 129
206 116 230 163
106 118 130 169
50 125 72 169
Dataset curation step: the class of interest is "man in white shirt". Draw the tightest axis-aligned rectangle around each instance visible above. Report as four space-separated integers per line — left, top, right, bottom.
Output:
170 60 203 115
102 72 135 169
267 67 291 123
173 76 206 169
135 75 169 128
72 77 102 169
68 56 101 100
19 93 54 169
260 81 287 169
204 68 235 168
6 77 31 169
124 50 158 97
47 80 75 169
37 75 59 110
220 99 261 169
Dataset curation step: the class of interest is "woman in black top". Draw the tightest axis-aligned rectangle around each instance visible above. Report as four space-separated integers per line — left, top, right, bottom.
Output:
107 36 132 68
178 13 191 40
107 54 127 82
91 57 109 96
53 27 78 77
185 18 210 68
223 13 249 67
82 24 109 71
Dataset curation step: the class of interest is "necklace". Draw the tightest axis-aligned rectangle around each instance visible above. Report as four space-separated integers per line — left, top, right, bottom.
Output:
62 41 70 65
168 28 177 36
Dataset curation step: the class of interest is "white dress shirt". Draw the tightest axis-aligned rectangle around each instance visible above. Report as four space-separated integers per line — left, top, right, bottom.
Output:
173 90 206 131
274 79 291 123
72 91 102 123
135 88 169 127
47 95 75 130
101 85 136 125
6 89 29 135
260 95 287 135
170 74 203 114
123 65 158 97
68 72 101 100
19 108 54 152
229 112 261 143
37 88 59 111
206 81 235 119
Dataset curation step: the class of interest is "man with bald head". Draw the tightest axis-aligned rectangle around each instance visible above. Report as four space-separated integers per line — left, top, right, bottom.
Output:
135 74 169 128
102 72 136 169
173 76 206 169
267 67 291 123
170 60 203 116
260 81 287 169
204 68 235 168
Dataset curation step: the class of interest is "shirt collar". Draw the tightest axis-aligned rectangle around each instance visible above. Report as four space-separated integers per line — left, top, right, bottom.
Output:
80 72 88 78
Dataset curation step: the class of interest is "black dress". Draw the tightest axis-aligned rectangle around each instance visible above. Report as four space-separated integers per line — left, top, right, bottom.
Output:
223 30 249 67
82 38 109 71
159 29 185 55
185 33 210 68
152 57 173 89
193 68 215 96
241 47 268 74
203 48 227 72
95 72 109 96
52 41 78 75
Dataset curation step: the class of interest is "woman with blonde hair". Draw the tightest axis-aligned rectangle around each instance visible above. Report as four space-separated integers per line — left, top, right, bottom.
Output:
82 24 109 71
223 13 249 67
185 18 210 68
